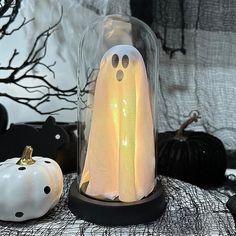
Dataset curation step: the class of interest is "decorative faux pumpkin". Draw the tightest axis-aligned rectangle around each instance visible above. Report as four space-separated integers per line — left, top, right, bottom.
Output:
0 146 63 222
157 113 227 187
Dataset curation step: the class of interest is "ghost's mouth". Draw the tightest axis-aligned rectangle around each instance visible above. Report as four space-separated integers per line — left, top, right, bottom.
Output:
116 70 124 81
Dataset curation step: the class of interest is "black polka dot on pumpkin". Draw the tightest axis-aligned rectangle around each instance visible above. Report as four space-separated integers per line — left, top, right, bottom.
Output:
18 167 26 170
44 186 51 194
15 212 24 218
45 161 51 164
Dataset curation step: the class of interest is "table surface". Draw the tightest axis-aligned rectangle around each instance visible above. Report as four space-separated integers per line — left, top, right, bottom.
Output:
0 173 235 236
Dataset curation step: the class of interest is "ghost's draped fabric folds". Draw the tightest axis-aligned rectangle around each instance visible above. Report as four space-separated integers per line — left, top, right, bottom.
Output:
80 45 155 202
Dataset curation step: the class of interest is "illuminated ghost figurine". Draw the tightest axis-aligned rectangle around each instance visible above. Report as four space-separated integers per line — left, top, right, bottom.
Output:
80 45 155 203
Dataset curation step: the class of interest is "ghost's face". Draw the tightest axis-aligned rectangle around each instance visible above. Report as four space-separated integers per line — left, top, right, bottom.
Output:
100 45 142 84
111 53 129 81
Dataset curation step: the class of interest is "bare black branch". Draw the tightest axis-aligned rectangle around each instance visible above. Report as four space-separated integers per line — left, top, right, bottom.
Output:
0 0 30 40
78 68 98 110
0 1 77 114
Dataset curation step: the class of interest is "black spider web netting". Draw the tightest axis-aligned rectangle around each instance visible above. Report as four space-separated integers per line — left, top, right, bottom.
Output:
0 173 234 235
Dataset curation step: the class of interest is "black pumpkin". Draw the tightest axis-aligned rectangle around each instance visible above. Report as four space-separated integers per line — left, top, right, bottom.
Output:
156 113 227 187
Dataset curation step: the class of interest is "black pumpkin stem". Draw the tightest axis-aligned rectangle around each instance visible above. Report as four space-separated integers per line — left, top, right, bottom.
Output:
175 112 201 141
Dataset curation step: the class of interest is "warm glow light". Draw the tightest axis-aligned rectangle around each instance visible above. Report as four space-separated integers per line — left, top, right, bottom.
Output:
80 45 155 202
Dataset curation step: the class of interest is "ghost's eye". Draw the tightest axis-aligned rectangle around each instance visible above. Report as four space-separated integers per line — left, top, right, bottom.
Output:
112 54 119 68
122 55 129 68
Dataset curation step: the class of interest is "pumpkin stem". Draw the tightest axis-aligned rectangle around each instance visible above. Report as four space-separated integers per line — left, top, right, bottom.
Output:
16 146 36 165
175 112 201 141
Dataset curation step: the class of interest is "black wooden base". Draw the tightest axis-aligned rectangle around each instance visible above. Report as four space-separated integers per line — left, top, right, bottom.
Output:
68 179 166 226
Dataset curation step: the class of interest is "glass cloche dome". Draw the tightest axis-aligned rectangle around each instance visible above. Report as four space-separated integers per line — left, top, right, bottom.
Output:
68 14 165 226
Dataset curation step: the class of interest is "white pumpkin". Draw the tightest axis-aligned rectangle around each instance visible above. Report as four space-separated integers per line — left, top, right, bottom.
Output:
0 146 63 222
